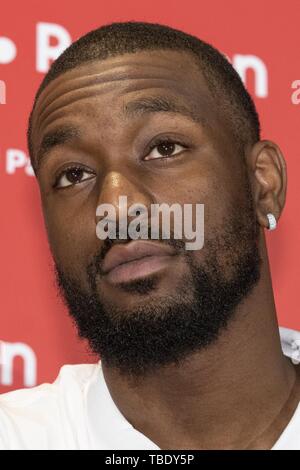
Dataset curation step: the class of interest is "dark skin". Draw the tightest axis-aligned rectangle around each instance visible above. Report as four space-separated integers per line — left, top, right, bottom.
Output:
31 50 300 449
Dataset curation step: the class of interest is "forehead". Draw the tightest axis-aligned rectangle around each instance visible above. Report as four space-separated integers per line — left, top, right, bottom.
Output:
31 50 218 164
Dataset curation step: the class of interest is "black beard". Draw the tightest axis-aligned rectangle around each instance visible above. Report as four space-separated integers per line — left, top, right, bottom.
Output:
54 183 262 379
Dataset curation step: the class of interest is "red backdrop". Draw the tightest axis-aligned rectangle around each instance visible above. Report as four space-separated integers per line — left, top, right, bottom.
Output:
0 0 299 393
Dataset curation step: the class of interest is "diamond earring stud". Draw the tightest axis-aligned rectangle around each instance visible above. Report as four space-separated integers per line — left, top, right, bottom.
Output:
266 213 277 231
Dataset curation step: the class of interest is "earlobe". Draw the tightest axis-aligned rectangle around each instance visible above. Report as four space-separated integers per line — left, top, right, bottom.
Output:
249 140 287 230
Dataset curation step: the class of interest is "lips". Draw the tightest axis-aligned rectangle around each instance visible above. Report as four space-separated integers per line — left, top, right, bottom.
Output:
100 240 177 285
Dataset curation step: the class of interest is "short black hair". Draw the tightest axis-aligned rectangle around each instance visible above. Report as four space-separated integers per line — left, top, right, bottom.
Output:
27 21 260 171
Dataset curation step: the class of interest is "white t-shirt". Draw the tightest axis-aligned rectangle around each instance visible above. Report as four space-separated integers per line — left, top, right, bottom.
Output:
0 326 300 450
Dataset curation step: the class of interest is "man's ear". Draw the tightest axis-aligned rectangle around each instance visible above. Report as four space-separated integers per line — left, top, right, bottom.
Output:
248 140 287 229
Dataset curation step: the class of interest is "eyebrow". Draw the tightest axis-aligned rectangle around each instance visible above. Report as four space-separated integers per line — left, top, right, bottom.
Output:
35 126 81 172
123 95 203 125
35 96 203 172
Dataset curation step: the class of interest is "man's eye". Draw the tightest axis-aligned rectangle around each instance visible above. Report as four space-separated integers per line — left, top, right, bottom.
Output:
144 140 187 161
54 167 94 188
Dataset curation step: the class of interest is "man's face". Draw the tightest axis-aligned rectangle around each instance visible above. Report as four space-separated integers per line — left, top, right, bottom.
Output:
31 50 261 376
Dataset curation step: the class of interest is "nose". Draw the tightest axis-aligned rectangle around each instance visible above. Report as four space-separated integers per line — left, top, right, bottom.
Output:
95 171 153 237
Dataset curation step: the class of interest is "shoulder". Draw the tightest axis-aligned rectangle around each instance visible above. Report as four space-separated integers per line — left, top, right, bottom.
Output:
279 327 300 364
0 362 99 449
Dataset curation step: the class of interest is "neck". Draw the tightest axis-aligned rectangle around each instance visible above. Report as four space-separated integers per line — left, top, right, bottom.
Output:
101 232 298 449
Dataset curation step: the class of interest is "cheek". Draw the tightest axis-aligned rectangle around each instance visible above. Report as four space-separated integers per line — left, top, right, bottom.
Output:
173 173 232 242
42 201 99 276
206 167 249 234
